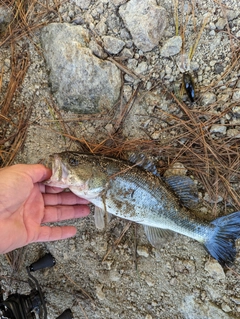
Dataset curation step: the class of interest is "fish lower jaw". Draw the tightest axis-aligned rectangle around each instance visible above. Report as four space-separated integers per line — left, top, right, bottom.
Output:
44 179 68 188
69 186 102 200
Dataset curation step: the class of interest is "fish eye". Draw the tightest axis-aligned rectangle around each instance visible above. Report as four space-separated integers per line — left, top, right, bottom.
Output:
68 157 79 166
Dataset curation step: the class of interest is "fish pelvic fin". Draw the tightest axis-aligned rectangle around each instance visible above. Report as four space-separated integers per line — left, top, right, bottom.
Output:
204 211 240 266
144 225 175 248
94 206 112 229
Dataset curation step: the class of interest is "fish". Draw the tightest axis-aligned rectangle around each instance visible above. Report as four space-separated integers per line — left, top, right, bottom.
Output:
183 72 195 102
45 152 240 266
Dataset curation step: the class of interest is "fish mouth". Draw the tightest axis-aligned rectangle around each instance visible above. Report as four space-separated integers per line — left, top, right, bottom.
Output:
44 154 69 187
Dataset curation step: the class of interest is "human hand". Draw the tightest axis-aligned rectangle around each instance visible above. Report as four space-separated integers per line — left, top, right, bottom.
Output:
0 164 90 253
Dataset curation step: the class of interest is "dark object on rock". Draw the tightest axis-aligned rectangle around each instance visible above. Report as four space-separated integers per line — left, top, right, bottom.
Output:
183 72 195 102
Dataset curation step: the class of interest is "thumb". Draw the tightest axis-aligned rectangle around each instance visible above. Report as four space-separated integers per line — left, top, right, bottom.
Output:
15 164 52 183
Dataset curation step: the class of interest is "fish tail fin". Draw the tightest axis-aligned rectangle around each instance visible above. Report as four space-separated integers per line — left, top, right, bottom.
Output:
204 211 240 266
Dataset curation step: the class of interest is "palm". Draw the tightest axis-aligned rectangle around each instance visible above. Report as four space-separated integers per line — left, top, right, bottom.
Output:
0 164 89 253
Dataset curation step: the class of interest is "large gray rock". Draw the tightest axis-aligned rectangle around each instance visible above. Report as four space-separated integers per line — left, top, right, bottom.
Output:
41 23 121 113
119 0 167 52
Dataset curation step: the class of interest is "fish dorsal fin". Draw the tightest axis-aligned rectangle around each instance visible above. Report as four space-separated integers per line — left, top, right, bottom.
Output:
94 206 112 229
144 225 174 247
164 175 199 209
128 153 160 177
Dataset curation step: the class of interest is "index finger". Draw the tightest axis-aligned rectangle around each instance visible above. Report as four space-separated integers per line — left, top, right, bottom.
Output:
40 184 68 194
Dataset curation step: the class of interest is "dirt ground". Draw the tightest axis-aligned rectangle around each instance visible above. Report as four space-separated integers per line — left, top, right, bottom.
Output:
0 0 240 318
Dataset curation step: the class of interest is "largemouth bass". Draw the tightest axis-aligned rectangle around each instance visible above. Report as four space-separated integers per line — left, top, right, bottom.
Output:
45 152 240 266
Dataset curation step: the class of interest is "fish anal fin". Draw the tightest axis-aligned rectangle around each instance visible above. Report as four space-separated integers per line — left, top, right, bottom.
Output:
144 225 174 248
165 175 199 209
94 206 112 229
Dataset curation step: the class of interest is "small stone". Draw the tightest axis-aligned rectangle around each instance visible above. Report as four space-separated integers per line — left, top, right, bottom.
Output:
120 48 133 59
160 36 182 57
216 18 227 30
210 124 226 135
145 315 153 319
63 252 69 259
110 0 128 5
102 260 113 270
210 36 222 53
137 245 149 257
164 162 187 177
214 63 224 74
89 40 108 59
221 303 231 313
182 260 195 273
176 53 190 72
231 297 240 305
109 270 121 281
209 30 215 36
204 193 223 203
169 277 178 285
135 61 148 74
233 90 240 102
201 92 216 105
204 260 225 281
123 85 133 101
151 131 161 140
226 9 240 21
4 58 10 68
209 60 216 67
145 276 155 287
227 129 240 138
96 20 108 35
119 0 167 52
73 0 91 9
191 61 199 71
105 123 114 134
102 35 125 54
96 284 105 300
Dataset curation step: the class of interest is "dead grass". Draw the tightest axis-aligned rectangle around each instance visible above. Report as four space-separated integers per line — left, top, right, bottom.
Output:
0 41 31 166
0 0 63 167
0 0 62 45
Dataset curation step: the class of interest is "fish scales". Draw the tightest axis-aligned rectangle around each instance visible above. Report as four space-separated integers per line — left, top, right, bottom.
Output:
58 152 208 238
45 152 240 266
103 168 208 239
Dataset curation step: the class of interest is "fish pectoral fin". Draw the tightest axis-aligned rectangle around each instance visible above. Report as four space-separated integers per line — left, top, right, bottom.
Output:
94 206 112 230
164 175 199 209
144 225 174 247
